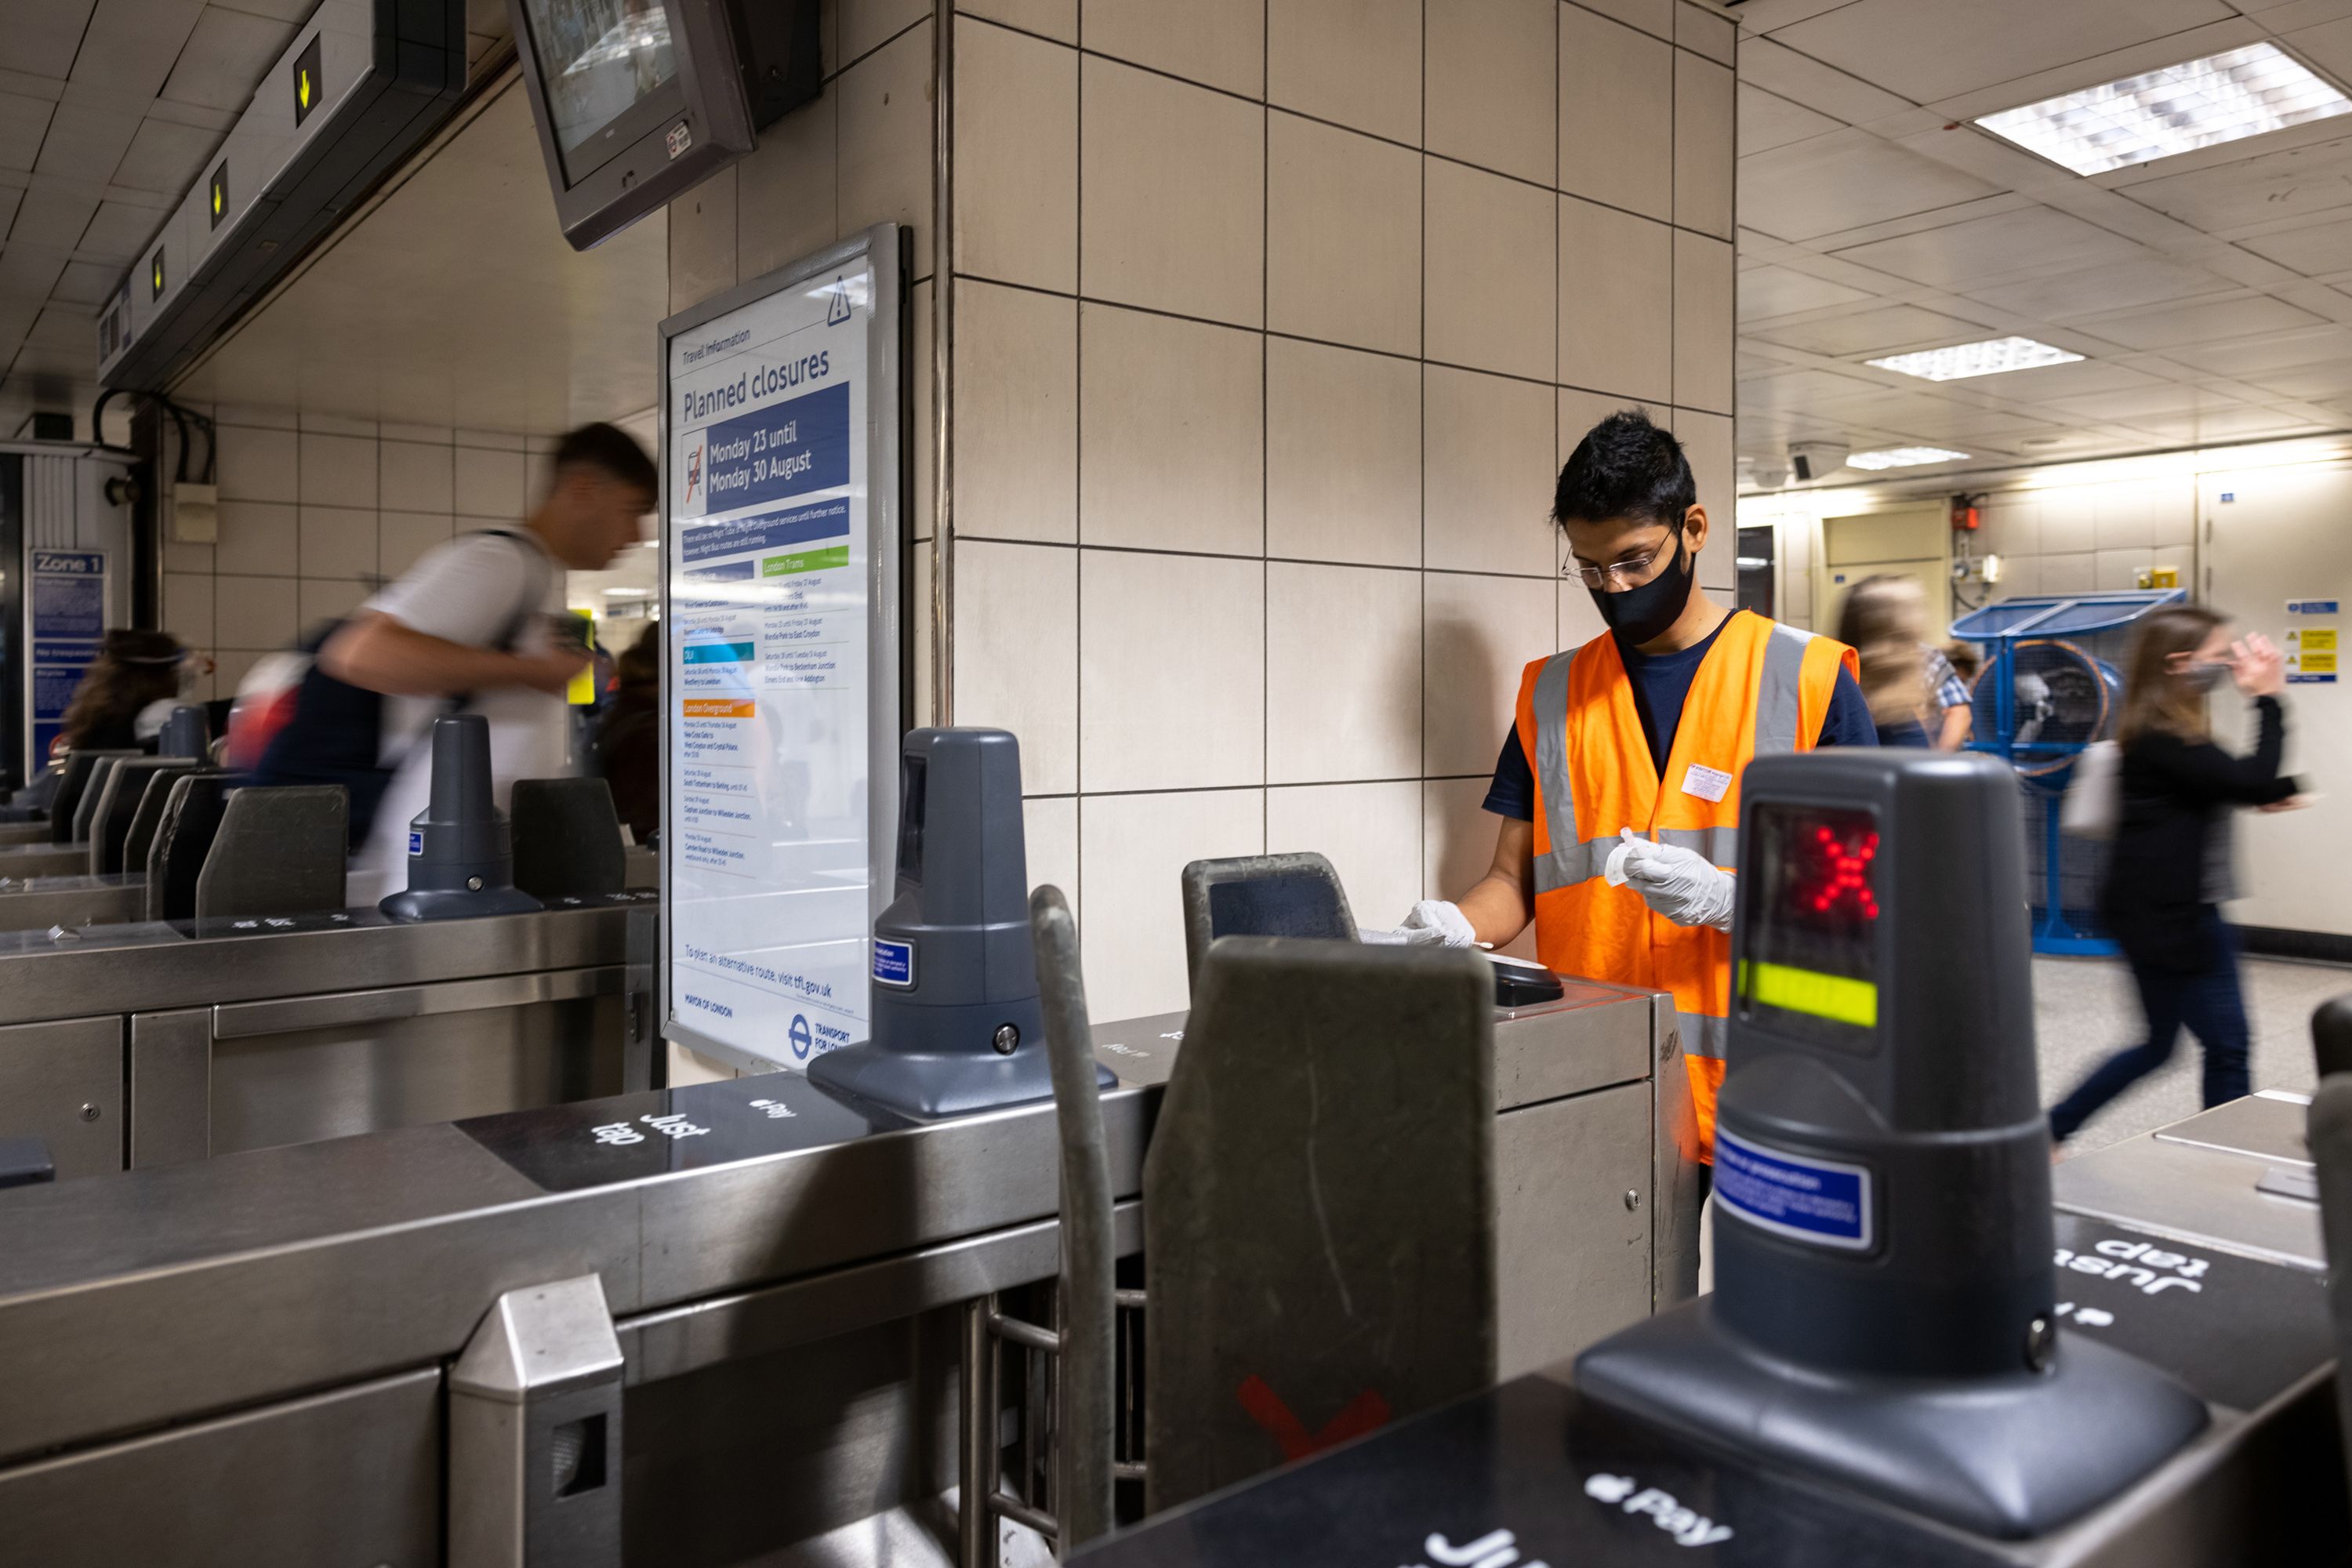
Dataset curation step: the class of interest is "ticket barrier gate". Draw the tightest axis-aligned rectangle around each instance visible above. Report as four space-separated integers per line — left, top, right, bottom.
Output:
1065 755 2348 1568
0 762 660 1178
0 920 1675 1566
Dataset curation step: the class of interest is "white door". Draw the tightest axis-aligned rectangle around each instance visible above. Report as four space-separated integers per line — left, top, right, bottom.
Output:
2201 460 2352 937
1817 503 1951 641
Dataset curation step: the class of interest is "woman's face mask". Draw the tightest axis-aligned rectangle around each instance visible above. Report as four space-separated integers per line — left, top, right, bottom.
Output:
2179 661 2231 692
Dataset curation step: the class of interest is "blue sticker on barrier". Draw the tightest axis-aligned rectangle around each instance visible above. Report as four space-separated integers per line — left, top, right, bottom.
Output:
1714 1128 1874 1252
408 830 423 856
872 938 914 988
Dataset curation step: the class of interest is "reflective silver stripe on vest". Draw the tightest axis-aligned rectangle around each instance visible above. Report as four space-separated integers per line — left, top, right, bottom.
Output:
1755 622 1817 757
1657 824 1737 868
1681 1011 1729 1061
1530 648 1602 896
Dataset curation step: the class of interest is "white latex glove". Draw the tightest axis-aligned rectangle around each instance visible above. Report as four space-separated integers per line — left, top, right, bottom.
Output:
1398 898 1479 948
1613 827 1736 932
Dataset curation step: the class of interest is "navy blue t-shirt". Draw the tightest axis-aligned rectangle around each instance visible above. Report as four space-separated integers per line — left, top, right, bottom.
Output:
1483 617 1876 822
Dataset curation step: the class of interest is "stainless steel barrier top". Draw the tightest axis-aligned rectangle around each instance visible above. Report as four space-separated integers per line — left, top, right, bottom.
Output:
0 1067 1154 1465
0 974 1661 1465
2053 1091 2322 1273
0 891 658 1025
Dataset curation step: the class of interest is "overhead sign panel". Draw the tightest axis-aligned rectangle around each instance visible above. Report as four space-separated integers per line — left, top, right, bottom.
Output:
96 0 466 393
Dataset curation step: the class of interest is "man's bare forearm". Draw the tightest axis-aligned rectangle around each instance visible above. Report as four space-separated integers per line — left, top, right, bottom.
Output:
1457 875 1532 946
1454 816 1537 946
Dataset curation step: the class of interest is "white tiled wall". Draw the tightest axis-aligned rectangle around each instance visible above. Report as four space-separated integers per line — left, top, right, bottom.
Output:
163 408 550 701
941 0 1740 1020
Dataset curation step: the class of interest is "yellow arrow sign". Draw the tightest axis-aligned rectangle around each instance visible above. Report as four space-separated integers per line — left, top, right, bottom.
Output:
298 68 310 110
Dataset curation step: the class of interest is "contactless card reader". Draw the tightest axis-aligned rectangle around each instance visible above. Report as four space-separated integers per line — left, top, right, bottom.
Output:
809 728 1114 1118
1576 750 2207 1540
379 715 543 923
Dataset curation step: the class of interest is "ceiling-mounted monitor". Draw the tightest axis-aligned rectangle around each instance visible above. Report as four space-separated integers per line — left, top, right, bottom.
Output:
509 0 822 251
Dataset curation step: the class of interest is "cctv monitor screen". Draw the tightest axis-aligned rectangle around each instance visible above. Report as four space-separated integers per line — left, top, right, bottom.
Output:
518 0 684 184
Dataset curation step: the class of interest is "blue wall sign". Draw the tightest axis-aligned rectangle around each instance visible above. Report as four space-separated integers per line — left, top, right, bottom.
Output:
31 550 107 760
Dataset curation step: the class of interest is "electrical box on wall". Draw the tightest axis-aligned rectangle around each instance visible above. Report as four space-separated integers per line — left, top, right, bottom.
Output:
170 483 219 545
95 0 466 394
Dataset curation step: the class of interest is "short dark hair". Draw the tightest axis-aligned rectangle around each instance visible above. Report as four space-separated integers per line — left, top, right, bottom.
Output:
1552 408 1694 530
554 422 657 498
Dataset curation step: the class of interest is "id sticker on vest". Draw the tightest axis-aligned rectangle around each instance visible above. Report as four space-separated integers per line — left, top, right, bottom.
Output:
1682 762 1733 803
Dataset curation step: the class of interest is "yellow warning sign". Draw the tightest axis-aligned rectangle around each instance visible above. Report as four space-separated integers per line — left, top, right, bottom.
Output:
2299 651 2338 674
2299 628 2337 652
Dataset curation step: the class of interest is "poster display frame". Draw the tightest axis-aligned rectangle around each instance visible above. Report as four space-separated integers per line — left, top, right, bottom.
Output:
656 223 907 1070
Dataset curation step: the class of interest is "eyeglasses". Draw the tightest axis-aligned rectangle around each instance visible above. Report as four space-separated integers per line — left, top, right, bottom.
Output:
1563 520 1682 590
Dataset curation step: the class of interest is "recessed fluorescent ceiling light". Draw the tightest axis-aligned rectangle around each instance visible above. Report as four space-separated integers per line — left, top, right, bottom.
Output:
1867 336 2082 381
1846 447 1970 470
1976 42 2352 177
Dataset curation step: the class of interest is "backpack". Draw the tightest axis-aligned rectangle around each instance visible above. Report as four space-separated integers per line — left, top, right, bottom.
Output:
249 531 548 844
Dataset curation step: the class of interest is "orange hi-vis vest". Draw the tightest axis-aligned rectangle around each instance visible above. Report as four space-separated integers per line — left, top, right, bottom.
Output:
1513 611 1857 1161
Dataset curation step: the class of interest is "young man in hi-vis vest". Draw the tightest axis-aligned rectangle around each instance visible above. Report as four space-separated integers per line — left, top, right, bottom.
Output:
1402 410 1875 1163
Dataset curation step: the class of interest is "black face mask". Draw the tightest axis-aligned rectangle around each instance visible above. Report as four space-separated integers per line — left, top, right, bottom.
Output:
1589 521 1695 648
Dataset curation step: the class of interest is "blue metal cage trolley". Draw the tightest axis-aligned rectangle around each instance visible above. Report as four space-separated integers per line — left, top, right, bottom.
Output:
1951 588 2186 956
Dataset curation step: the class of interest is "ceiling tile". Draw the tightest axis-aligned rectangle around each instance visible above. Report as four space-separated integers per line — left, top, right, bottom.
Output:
1738 368 1900 408
1750 303 1997 356
2073 293 2328 349
1739 38 1917 123
144 98 238 133
161 5 299 114
9 187 102 250
2045 384 2254 419
1770 0 2236 104
1737 84 1843 154
2286 15 2352 78
0 187 20 239
49 258 118 306
2236 215 2352 275
111 116 216 194
2113 132 2352 230
2130 407 2324 441
1828 206 2148 289
26 305 92 353
1967 256 2237 320
1740 128 2006 242
0 93 56 176
32 101 139 185
12 1 101 81
2161 324 2352 374
2242 360 2352 399
0 245 70 304
1737 264 1876 320
74 198 163 264
69 0 208 102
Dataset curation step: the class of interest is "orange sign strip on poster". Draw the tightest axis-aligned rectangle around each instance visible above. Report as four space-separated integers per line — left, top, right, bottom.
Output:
681 699 755 717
